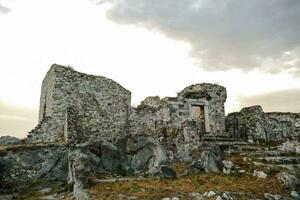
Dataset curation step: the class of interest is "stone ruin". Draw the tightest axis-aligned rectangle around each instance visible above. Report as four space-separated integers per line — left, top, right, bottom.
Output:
226 105 300 142
0 64 299 199
27 65 227 145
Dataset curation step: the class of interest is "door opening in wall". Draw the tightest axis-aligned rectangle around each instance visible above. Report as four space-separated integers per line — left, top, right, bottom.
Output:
191 105 206 132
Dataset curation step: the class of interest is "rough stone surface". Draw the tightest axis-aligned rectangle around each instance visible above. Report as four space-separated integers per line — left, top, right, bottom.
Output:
226 105 300 141
148 165 177 179
1 64 299 199
0 144 68 190
253 170 267 179
190 145 224 173
277 172 300 191
0 136 21 145
279 141 300 154
28 65 131 143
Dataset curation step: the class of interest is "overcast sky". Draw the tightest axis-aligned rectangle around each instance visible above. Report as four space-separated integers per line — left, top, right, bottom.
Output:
1 0 300 138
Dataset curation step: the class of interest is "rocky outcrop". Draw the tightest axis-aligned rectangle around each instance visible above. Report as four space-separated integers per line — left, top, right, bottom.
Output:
190 145 224 173
0 144 68 190
66 134 170 198
147 165 177 179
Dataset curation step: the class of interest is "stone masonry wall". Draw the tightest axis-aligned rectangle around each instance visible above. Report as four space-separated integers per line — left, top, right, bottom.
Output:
226 105 300 141
28 64 131 143
129 83 227 137
177 83 227 135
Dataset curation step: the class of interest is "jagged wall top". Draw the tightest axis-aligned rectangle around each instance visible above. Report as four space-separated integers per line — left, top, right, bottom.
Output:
39 64 131 122
177 83 227 102
29 64 131 143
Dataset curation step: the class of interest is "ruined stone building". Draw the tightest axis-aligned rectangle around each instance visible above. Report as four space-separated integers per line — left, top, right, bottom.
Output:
1 64 300 199
0 65 229 195
28 64 227 145
27 64 300 146
226 105 300 142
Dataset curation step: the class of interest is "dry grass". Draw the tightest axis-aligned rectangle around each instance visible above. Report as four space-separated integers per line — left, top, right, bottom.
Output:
89 172 286 200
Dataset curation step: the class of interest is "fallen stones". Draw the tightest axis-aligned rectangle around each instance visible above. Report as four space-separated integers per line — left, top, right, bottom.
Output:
264 193 282 200
253 170 267 179
222 160 234 174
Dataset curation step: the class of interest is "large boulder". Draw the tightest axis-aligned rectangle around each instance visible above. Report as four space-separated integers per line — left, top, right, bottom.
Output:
117 134 168 173
0 145 68 190
277 172 300 191
148 165 177 179
190 145 224 173
100 142 128 173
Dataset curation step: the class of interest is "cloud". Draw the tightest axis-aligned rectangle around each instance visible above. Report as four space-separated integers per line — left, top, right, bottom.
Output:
238 88 300 113
99 0 300 74
0 101 37 138
0 3 10 14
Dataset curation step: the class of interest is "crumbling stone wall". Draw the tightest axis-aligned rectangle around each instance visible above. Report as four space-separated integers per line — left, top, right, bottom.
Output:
28 65 227 145
133 83 227 136
226 105 300 141
128 83 227 161
28 64 131 143
177 84 227 135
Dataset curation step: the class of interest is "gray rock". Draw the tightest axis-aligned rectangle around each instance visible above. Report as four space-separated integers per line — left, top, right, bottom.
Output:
253 170 267 179
0 145 68 189
264 193 282 200
277 172 300 191
190 145 224 173
38 188 52 194
279 141 300 154
0 136 21 145
291 191 299 198
0 194 15 200
216 196 222 200
148 165 177 179
189 193 205 200
222 192 234 200
101 142 126 173
222 160 233 174
73 182 90 200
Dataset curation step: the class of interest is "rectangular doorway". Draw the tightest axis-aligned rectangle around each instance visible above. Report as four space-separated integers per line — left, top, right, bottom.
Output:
191 105 206 132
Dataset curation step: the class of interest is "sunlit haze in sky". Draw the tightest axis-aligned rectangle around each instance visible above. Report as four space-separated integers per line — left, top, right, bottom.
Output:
1 0 300 138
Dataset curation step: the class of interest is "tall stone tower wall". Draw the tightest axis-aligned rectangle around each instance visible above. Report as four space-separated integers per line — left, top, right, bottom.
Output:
28 64 131 143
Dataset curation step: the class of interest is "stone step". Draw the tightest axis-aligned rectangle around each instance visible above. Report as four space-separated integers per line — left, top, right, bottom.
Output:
200 141 249 147
249 150 296 157
257 156 300 164
93 177 145 183
202 135 238 142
